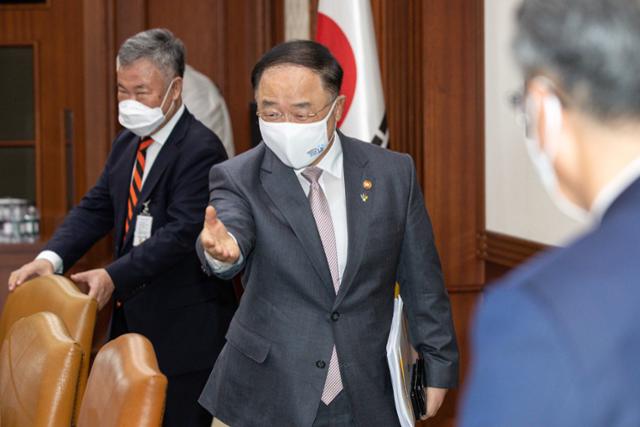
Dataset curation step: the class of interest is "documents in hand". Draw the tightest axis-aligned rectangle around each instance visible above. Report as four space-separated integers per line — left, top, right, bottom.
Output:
386 292 419 427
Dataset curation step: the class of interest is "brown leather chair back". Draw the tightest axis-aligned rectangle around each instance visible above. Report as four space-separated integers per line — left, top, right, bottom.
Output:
0 312 82 427
77 333 168 427
0 274 97 421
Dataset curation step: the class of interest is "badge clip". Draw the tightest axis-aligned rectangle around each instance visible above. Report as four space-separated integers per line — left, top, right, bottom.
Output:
141 200 151 215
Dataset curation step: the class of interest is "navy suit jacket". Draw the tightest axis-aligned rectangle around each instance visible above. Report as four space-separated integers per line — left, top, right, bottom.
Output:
196 133 458 426
460 177 640 427
44 109 236 376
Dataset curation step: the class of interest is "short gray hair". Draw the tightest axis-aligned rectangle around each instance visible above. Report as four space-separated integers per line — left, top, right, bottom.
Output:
513 0 640 122
117 28 185 80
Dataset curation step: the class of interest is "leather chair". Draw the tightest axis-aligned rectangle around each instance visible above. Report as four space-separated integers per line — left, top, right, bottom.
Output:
0 274 97 422
0 312 82 427
77 333 168 427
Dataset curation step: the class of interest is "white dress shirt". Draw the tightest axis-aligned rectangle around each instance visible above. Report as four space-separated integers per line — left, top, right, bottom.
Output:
37 104 186 273
206 133 349 281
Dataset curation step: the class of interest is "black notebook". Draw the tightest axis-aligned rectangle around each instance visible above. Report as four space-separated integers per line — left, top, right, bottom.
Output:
410 357 427 420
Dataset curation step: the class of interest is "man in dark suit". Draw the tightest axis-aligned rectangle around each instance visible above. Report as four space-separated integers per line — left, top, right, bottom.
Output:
461 1 640 426
196 40 459 426
8 29 236 427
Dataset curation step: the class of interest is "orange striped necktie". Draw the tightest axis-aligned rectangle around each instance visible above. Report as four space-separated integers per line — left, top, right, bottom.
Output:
124 136 154 238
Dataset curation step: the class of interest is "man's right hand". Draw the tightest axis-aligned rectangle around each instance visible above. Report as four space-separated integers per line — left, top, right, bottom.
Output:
200 205 241 264
8 259 54 291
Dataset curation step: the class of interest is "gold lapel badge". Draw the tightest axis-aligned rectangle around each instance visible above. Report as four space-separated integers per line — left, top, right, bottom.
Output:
363 179 373 190
360 193 369 202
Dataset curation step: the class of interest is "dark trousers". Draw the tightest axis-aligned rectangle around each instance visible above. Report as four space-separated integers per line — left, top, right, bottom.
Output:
312 392 356 427
163 369 213 427
110 306 212 427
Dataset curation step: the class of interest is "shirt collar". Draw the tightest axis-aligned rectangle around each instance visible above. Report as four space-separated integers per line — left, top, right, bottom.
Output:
297 131 343 179
149 103 185 145
591 156 640 221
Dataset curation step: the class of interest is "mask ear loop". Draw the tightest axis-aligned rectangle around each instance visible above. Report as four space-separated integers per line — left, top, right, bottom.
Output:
542 94 563 161
159 78 177 113
326 98 338 118
325 98 340 144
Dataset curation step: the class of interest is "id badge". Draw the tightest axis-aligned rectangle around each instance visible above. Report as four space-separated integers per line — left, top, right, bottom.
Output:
133 201 153 247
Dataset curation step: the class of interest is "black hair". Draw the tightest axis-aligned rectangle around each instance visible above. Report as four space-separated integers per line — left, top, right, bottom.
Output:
251 40 343 96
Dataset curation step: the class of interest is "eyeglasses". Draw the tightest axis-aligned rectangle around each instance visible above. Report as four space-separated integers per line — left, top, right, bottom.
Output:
256 97 337 123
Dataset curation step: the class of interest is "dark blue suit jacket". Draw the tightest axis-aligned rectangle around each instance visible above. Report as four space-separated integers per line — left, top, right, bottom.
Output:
44 109 236 376
460 178 640 427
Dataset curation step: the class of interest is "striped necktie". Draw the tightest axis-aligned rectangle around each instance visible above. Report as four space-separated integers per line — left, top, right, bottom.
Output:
124 136 153 237
301 166 344 404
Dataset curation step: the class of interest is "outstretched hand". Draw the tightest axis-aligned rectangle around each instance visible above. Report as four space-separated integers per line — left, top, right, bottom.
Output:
200 205 241 264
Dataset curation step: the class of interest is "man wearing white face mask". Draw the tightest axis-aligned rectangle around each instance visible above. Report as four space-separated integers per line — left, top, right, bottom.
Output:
8 28 236 427
195 40 458 427
461 1 640 426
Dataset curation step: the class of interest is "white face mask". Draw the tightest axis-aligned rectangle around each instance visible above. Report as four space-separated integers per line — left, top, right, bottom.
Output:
259 100 337 170
525 94 590 223
118 79 176 137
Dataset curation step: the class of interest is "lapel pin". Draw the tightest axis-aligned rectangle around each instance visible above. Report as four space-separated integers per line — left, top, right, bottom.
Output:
363 179 373 190
360 193 369 202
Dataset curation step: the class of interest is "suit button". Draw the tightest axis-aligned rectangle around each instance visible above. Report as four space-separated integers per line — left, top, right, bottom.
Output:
331 311 340 321
316 360 326 369
115 300 122 308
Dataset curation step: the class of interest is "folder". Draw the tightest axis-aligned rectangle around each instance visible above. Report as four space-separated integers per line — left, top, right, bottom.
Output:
386 286 420 427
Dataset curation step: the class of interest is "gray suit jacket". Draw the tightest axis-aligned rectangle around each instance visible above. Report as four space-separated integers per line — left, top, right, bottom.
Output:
196 133 458 426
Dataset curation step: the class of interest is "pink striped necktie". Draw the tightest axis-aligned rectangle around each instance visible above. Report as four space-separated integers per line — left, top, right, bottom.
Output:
301 166 343 404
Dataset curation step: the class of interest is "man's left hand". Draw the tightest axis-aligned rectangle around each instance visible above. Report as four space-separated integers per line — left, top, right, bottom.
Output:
71 268 115 309
420 387 448 420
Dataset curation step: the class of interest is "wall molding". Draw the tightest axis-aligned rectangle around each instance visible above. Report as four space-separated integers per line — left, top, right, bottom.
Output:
478 231 549 268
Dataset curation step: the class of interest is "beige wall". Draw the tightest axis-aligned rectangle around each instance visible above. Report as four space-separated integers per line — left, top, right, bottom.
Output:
484 0 586 246
285 0 310 40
